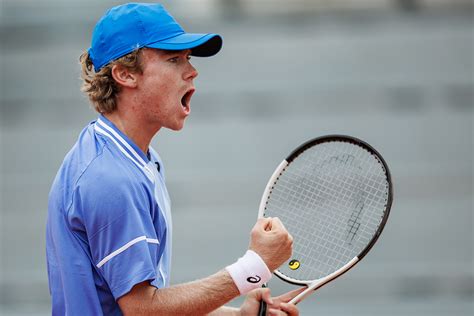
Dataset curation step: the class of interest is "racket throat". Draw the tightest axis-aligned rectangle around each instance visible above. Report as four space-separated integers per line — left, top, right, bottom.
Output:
288 256 360 305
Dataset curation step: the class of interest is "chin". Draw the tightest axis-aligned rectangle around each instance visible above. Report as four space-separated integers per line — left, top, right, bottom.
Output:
168 122 185 131
165 116 188 131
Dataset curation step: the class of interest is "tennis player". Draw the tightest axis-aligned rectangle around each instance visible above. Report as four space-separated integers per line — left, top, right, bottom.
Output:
46 3 301 315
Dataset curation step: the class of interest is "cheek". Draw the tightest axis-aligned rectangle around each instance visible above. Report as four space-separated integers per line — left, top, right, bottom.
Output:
148 76 177 100
140 81 166 105
138 69 180 112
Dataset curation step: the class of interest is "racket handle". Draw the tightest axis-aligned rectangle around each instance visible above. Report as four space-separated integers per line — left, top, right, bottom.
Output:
258 284 267 316
258 299 267 316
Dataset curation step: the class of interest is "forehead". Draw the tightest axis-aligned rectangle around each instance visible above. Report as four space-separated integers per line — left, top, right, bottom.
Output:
143 48 191 58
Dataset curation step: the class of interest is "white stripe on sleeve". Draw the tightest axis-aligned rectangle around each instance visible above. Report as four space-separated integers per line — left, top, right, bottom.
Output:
96 236 160 268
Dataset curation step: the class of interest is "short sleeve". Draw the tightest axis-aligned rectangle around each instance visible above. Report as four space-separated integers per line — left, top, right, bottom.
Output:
70 166 161 300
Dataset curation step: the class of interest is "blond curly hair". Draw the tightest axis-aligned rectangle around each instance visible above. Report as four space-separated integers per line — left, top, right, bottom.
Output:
79 49 144 113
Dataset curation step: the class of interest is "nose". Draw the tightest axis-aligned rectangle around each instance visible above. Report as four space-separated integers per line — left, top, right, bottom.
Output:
184 62 198 81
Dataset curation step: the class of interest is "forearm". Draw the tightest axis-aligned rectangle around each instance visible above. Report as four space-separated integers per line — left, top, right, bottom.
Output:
119 269 240 315
207 306 240 316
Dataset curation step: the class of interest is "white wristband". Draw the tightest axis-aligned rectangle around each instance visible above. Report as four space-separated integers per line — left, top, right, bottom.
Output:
225 250 272 295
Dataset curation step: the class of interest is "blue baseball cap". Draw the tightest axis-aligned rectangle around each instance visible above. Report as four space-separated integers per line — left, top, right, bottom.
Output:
89 3 223 71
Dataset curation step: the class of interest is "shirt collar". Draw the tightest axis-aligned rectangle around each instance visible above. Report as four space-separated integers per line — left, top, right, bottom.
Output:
94 115 154 180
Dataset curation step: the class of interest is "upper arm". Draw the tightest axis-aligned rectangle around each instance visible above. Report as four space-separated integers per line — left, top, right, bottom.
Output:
117 281 156 315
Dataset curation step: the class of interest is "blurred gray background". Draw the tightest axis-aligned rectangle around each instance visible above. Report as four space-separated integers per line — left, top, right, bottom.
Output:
1 0 473 315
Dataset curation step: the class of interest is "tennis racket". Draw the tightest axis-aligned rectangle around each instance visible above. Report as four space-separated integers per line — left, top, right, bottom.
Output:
257 135 392 315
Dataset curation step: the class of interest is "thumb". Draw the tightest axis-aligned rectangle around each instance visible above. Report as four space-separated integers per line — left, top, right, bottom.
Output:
251 287 274 305
256 217 273 231
261 287 274 305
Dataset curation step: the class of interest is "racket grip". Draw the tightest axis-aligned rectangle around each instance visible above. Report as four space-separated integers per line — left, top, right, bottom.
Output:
258 284 267 316
258 299 267 316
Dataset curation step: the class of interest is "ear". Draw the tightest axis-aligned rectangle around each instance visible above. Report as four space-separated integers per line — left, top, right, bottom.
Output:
111 64 138 88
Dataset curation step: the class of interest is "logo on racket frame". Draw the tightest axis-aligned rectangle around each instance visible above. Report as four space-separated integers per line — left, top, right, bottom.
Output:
289 259 300 270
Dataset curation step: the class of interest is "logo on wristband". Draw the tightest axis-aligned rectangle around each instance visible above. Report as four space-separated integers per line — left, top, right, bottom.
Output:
246 275 261 283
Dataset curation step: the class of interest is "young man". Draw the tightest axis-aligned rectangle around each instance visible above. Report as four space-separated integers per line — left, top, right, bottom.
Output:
46 3 301 315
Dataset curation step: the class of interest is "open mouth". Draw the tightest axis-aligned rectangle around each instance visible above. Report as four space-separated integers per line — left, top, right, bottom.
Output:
181 88 195 113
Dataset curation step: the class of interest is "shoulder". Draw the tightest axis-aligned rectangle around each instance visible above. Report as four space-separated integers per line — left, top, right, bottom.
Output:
68 137 155 217
69 154 155 236
73 122 152 192
78 149 152 204
49 122 105 206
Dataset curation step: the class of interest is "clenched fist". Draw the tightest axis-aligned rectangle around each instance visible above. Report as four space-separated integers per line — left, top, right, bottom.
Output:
249 217 293 272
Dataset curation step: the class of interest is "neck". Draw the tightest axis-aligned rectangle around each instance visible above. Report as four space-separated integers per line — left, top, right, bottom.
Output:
103 110 160 156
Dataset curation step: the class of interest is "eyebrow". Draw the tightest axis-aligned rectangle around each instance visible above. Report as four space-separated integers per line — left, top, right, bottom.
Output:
161 49 191 56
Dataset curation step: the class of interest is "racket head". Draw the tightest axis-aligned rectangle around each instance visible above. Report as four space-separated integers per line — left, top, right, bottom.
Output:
259 135 393 286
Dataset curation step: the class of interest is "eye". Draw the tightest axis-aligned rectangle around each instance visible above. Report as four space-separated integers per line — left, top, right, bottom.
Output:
168 56 179 63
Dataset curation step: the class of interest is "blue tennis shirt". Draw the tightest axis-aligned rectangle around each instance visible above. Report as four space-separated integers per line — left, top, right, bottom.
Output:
46 115 172 315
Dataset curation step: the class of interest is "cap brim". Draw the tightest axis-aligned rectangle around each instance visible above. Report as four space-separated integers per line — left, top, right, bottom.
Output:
147 33 222 57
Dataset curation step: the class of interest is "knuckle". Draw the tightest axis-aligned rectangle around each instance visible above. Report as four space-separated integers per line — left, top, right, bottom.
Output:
250 229 259 238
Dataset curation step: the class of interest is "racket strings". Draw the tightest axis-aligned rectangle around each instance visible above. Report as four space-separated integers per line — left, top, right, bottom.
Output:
265 141 389 281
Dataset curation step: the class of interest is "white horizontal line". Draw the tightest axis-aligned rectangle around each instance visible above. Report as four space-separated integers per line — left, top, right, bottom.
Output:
96 236 159 268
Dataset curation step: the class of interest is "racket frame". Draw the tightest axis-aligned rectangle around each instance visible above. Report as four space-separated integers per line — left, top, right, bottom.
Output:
257 134 393 305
